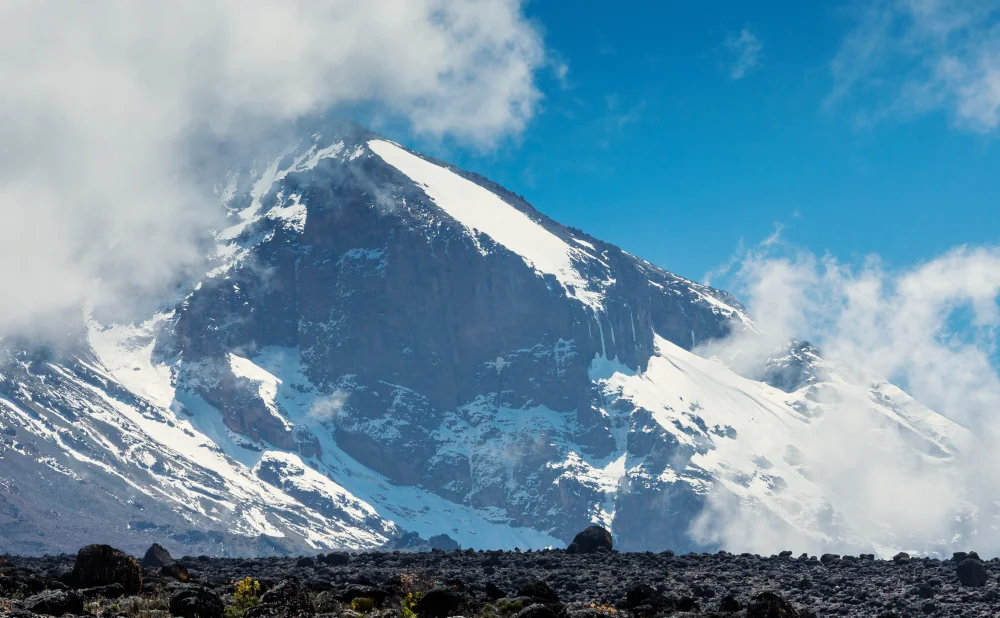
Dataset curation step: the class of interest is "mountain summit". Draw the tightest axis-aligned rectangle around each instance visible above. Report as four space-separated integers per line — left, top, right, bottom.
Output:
0 121 969 555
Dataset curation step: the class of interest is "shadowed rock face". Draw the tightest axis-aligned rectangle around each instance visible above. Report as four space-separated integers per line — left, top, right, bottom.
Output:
141 543 173 568
0 120 753 554
156 121 750 549
72 544 142 595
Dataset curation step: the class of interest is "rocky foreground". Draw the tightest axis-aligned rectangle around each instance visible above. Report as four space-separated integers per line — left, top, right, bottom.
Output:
2 529 1000 618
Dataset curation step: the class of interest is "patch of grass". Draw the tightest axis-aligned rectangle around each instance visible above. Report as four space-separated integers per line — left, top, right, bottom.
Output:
477 603 502 618
224 577 262 618
83 595 170 618
351 596 377 614
494 599 526 616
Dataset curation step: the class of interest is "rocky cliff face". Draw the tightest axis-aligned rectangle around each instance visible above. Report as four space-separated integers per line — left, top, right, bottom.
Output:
0 120 973 555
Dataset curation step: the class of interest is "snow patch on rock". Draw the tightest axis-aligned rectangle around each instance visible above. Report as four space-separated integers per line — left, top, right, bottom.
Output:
369 139 603 310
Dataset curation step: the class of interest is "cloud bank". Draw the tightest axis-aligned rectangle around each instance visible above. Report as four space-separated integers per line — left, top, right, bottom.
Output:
830 0 1000 131
0 0 544 336
695 240 1000 555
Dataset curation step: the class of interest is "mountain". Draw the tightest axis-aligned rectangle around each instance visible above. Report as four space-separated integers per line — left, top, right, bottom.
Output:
0 120 973 556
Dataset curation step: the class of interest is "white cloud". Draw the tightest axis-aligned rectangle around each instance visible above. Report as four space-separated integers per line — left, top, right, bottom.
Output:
701 223 781 287
724 27 764 80
716 245 1000 426
310 390 350 421
696 239 1000 554
829 0 1000 132
0 0 545 336
550 56 572 89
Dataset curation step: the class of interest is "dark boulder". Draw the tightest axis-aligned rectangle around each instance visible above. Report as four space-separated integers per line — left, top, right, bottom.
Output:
257 577 314 614
625 584 656 608
71 544 142 594
317 552 350 566
746 591 799 618
339 583 388 604
141 543 174 568
415 586 473 618
675 597 698 612
567 526 613 554
957 558 988 587
161 562 190 582
313 591 343 614
625 584 672 617
892 552 911 565
0 569 49 597
485 582 507 601
23 589 84 617
429 534 461 551
517 580 559 603
719 594 742 612
79 583 126 600
169 585 225 618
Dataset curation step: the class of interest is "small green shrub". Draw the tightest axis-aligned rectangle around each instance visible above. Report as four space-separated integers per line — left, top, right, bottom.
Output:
477 602 502 618
225 577 262 618
402 591 423 618
350 597 377 614
495 599 526 616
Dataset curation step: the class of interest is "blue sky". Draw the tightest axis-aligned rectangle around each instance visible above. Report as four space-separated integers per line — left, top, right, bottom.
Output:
374 0 1000 286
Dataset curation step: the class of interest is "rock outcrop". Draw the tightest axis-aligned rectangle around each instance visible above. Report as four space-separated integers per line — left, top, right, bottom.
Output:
71 545 142 595
568 526 614 554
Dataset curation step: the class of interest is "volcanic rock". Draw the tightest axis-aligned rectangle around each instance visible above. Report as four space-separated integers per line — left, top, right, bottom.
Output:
625 583 672 617
23 589 83 617
719 594 742 611
169 585 225 618
317 552 350 566
746 591 799 618
956 558 988 587
415 586 473 618
255 577 315 614
517 580 559 603
515 604 560 618
568 526 613 554
78 583 125 600
141 543 174 568
71 544 142 594
161 561 190 582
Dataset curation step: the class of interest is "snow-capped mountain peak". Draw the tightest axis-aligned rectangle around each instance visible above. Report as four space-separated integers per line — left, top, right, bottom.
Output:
0 121 973 556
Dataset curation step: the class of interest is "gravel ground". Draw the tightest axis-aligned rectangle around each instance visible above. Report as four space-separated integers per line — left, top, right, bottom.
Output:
2 546 999 618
